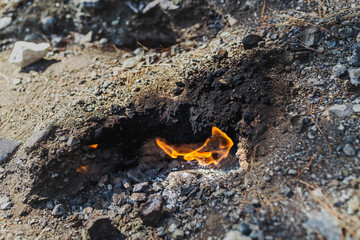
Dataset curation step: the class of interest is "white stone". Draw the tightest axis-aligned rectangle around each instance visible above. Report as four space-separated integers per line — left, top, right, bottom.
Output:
9 41 50 67
353 104 360 113
348 68 360 86
0 17 12 30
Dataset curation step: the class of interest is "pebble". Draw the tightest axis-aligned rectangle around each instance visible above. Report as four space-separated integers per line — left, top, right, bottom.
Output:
223 231 250 240
343 143 356 156
52 204 66 217
338 26 354 39
306 209 340 240
238 222 252 235
242 35 263 50
24 124 54 151
353 105 360 113
280 186 293 197
347 196 359 215
0 16 12 30
133 182 149 193
288 169 298 175
66 136 80 147
298 26 318 47
129 193 146 202
172 229 184 240
348 68 360 86
332 64 347 77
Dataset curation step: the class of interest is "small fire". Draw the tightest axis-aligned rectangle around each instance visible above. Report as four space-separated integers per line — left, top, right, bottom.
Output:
156 126 234 166
89 144 98 149
76 165 90 174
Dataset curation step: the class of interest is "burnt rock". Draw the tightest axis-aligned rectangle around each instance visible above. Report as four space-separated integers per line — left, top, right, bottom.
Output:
238 222 252 235
242 35 263 50
243 111 254 124
86 214 123 240
139 196 163 226
212 69 225 77
173 87 184 96
67 136 80 147
127 169 148 183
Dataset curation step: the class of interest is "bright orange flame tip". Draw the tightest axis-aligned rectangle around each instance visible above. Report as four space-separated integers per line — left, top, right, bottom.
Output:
76 165 90 174
156 126 233 166
89 144 98 149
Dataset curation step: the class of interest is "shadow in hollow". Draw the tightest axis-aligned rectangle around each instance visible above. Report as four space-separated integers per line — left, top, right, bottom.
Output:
20 59 60 73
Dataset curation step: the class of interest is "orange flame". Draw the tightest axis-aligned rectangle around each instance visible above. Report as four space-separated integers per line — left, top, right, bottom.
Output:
76 165 90 174
156 126 233 166
89 144 98 149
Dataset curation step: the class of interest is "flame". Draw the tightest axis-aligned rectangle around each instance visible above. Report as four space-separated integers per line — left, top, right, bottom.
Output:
76 165 90 174
156 126 233 165
89 144 98 149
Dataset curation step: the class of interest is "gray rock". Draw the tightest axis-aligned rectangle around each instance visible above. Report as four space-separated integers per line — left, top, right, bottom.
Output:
122 55 143 69
0 17 12 30
133 182 149 193
0 196 10 205
12 78 21 85
139 196 163 226
299 26 319 47
328 104 352 118
332 64 347 77
347 196 359 215
41 16 56 33
129 193 146 202
238 222 252 235
250 230 265 240
280 186 293 197
0 138 21 162
223 231 251 240
338 26 355 39
343 143 356 156
353 104 360 113
305 209 341 240
348 68 360 86
172 229 184 240
288 169 297 175
0 202 13 210
75 0 105 8
66 136 80 147
24 124 54 151
86 214 120 240
349 54 360 67
9 41 51 67
127 169 148 183
242 35 263 50
52 204 65 217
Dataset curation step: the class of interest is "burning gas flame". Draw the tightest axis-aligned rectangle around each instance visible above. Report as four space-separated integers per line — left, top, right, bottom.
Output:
156 126 233 166
89 144 98 149
76 165 90 174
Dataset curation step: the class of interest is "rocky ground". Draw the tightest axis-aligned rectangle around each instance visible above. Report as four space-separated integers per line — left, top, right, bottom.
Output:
0 0 360 240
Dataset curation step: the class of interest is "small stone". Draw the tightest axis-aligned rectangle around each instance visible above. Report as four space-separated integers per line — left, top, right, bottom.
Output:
122 55 143 69
306 209 341 240
86 214 119 240
353 105 360 113
0 202 13 210
250 230 265 240
263 175 271 182
118 204 132 215
9 41 51 67
338 26 355 39
173 87 184 96
24 125 54 151
348 68 360 86
41 16 56 33
298 26 319 47
343 143 356 156
139 196 163 226
52 204 65 217
99 38 108 45
224 230 250 240
288 169 297 175
280 186 293 197
66 136 80 147
129 193 146 202
112 192 127 206
347 196 359 215
0 138 21 162
226 14 238 26
238 222 252 235
0 17 12 30
12 78 21 85
172 229 184 240
329 104 352 118
133 182 149 193
127 169 148 183
332 64 347 77
242 35 263 50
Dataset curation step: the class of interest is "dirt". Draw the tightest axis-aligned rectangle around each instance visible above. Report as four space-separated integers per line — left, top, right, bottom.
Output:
0 0 360 240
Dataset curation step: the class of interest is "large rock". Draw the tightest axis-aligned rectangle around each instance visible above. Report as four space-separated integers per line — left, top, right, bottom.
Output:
0 138 21 162
9 41 51 67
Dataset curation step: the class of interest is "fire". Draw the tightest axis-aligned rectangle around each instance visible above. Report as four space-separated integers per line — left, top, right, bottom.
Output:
89 144 98 149
156 126 233 166
76 165 90 174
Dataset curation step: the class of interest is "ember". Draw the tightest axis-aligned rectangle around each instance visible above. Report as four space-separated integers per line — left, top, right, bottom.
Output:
89 144 98 149
156 126 233 165
76 165 90 174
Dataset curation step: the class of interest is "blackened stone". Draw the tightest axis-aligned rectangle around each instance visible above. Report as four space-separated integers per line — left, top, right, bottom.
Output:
173 87 184 96
242 35 263 50
175 81 185 87
280 186 293 197
238 222 252 236
212 69 225 77
243 111 254 124
261 97 271 105
66 136 80 147
127 169 148 183
86 214 123 240
139 196 163 226
338 26 355 39
233 75 245 82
